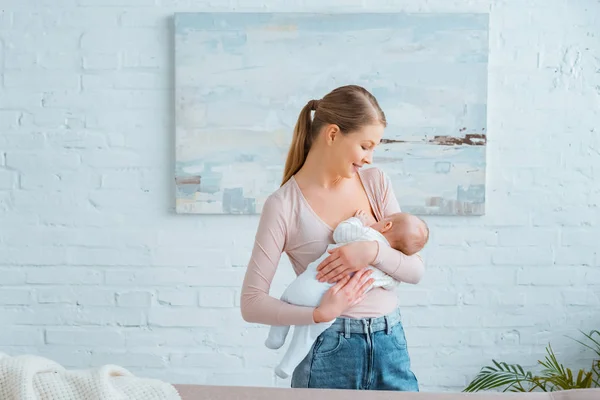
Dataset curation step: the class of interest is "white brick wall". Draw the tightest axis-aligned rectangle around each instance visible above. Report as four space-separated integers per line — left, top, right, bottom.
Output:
0 0 598 393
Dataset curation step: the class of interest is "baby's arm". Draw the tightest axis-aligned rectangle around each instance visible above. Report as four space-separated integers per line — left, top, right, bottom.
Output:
332 217 371 244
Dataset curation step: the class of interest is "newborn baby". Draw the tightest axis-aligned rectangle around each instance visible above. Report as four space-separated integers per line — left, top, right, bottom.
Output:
265 210 429 379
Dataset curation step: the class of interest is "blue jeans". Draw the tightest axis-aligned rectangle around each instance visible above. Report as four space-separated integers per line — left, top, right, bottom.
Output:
291 308 419 391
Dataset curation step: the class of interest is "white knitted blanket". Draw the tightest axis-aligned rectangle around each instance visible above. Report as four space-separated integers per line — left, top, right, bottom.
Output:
0 353 181 400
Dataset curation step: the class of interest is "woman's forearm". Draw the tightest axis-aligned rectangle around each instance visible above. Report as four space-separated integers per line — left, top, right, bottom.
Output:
241 283 317 325
371 241 425 284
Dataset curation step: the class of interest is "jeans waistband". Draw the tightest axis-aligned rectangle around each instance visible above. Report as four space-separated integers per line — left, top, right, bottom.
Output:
328 308 401 336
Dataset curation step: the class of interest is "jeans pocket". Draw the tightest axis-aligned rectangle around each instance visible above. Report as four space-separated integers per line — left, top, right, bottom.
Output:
313 331 344 358
391 323 408 350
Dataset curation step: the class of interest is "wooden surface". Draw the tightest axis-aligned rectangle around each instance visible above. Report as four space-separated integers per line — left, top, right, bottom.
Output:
173 385 600 400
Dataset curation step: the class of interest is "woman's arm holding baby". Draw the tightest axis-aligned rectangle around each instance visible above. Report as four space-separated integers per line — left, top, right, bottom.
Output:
370 171 424 283
317 240 424 284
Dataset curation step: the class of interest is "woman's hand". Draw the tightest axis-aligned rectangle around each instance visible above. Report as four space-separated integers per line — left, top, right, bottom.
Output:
316 241 378 283
313 268 375 323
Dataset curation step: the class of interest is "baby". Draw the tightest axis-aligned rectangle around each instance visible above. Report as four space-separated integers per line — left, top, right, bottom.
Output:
265 210 429 379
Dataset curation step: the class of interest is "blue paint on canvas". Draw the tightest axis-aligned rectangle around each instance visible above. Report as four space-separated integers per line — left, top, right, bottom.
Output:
174 12 489 215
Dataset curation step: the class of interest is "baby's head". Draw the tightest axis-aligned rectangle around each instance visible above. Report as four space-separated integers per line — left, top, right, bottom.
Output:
371 212 429 255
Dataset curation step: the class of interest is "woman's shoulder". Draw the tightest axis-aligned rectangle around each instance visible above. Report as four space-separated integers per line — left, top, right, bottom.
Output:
261 178 297 215
360 166 397 214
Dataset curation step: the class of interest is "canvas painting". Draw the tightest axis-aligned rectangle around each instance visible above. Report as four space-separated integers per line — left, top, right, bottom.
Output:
174 12 489 215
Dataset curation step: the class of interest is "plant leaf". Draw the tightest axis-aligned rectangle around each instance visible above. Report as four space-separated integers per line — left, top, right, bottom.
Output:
464 361 534 392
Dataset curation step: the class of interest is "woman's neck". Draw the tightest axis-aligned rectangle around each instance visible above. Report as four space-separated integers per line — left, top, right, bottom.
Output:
295 148 343 189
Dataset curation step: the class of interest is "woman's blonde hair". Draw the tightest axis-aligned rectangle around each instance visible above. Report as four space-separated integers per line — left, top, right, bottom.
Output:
281 85 387 185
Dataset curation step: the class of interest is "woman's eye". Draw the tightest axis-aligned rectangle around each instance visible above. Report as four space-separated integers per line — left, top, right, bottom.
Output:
361 146 368 150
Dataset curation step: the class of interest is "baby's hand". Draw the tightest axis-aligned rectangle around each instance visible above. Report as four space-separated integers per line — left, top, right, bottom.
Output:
354 210 374 226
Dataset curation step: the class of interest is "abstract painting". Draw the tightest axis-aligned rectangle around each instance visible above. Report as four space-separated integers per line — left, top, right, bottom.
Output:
174 12 489 215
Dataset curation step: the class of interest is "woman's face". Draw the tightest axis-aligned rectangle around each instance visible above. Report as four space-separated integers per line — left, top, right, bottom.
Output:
329 123 385 179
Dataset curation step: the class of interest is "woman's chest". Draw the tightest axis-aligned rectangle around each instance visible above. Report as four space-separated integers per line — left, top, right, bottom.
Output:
284 210 333 273
302 185 375 229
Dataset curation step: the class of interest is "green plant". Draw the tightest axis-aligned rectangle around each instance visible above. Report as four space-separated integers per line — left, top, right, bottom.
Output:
463 330 600 392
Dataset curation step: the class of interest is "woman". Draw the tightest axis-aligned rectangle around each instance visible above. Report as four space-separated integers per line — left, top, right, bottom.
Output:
240 85 424 391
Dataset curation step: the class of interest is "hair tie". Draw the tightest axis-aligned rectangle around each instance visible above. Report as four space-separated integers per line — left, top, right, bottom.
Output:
309 99 320 111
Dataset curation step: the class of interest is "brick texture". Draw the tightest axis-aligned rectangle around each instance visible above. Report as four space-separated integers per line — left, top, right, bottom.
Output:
0 0 599 393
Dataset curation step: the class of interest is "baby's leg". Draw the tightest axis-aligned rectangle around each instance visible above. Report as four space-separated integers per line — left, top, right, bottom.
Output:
282 266 333 307
264 284 296 349
265 325 290 350
265 268 332 350
275 321 333 379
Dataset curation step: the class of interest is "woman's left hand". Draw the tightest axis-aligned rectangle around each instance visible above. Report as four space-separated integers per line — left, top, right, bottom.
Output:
316 241 378 283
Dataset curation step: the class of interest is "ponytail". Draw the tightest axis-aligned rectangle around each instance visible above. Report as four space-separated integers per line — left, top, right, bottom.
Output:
281 100 319 186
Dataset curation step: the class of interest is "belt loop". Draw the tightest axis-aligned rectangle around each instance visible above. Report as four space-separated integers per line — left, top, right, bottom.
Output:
344 318 351 338
385 315 392 335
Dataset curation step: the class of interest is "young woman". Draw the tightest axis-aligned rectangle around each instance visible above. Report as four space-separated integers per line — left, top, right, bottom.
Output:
240 85 424 391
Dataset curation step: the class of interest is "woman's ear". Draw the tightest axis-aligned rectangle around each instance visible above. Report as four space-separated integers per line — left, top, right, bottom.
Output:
325 124 340 144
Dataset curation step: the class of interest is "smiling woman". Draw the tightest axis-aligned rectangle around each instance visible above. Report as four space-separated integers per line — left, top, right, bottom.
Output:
240 85 425 391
